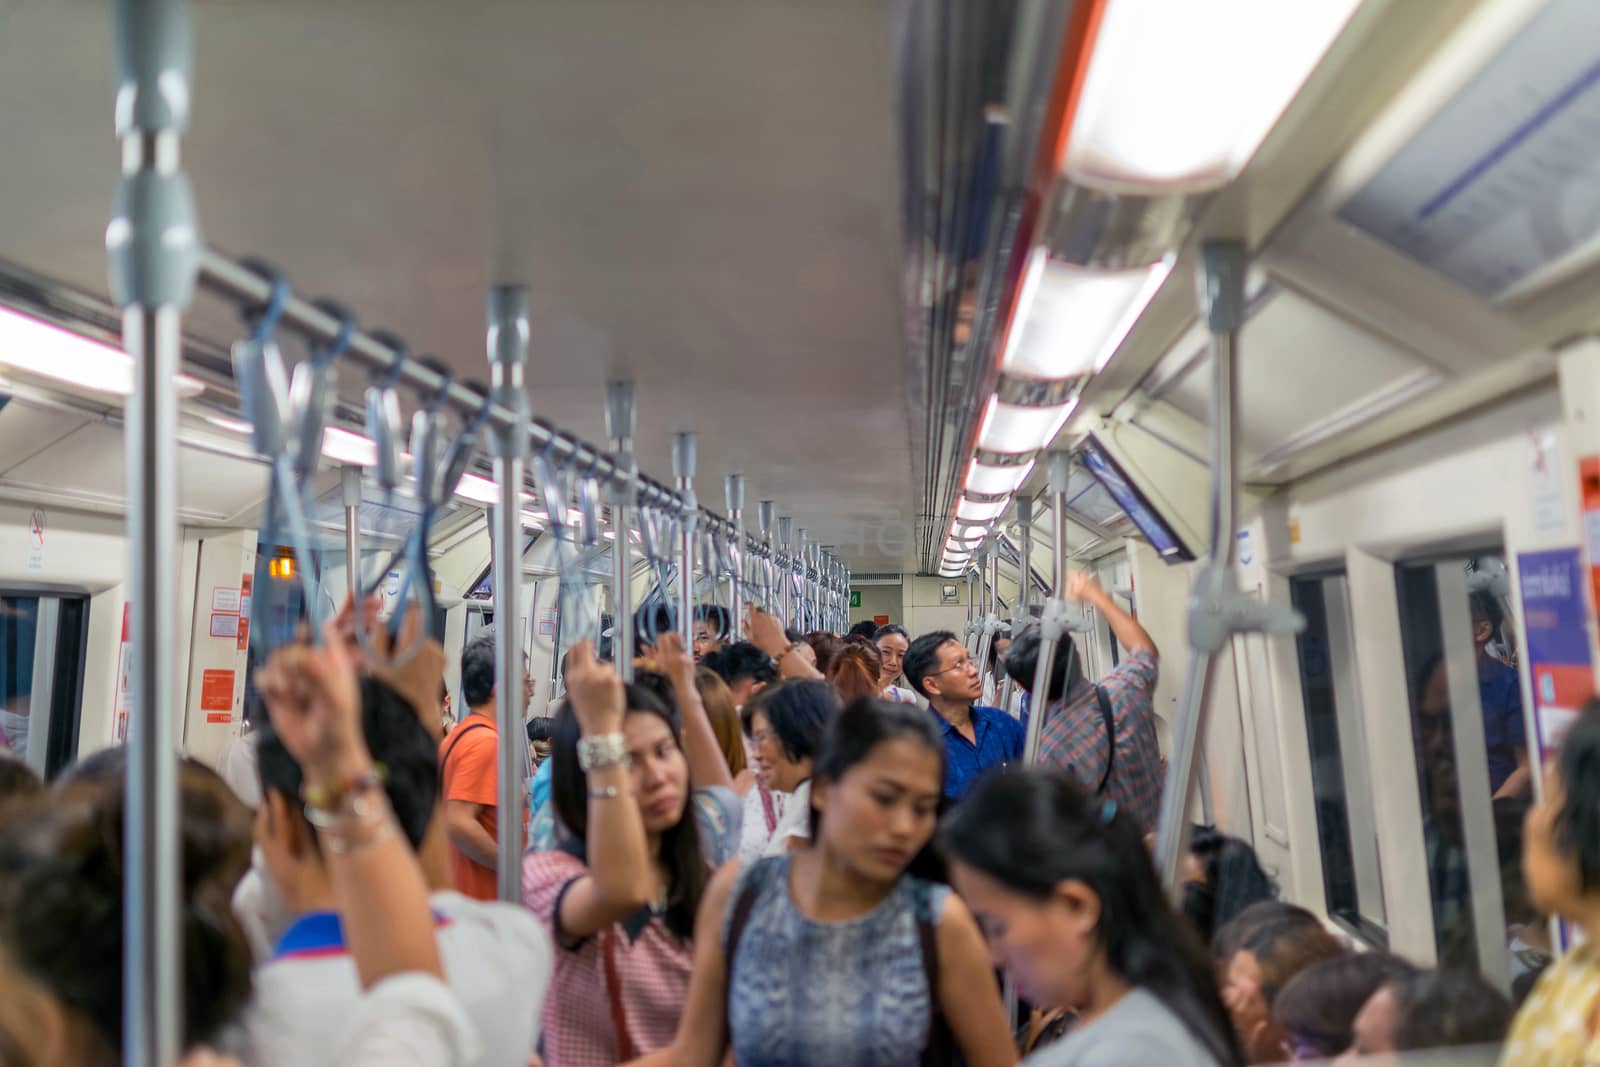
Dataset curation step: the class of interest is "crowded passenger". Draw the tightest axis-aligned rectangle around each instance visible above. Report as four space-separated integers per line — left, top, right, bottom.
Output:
1217 910 1344 1063
1181 826 1279 946
874 623 920 703
1003 572 1163 832
691 605 730 663
702 640 778 711
827 637 884 703
0 752 41 809
846 619 880 641
639 697 1016 1067
739 679 837 858
980 629 1024 717
1270 951 1416 1061
522 639 741 1065
1501 701 1600 1064
904 630 1024 803
802 630 845 676
1337 969 1511 1062
243 652 551 1066
440 631 534 901
940 766 1243 1066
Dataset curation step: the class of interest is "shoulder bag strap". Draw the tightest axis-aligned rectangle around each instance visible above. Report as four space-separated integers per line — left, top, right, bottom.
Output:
915 883 958 1067
1094 685 1116 796
601 929 637 1062
438 719 491 770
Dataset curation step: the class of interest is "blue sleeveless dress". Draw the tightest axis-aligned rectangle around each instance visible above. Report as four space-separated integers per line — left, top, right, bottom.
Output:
724 854 948 1067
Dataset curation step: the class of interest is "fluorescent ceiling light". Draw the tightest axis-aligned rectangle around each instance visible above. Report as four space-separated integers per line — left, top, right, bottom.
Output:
454 472 500 505
0 305 205 398
520 510 546 529
321 426 378 467
965 456 1036 497
1065 0 1360 190
203 413 254 435
956 495 1009 522
976 394 1078 455
1001 250 1173 379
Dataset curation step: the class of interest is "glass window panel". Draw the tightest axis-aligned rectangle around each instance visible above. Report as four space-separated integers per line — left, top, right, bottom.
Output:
0 595 40 765
1291 573 1387 944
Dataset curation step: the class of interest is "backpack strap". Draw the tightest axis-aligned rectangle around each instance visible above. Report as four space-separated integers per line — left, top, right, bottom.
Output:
600 928 637 1061
1093 685 1116 796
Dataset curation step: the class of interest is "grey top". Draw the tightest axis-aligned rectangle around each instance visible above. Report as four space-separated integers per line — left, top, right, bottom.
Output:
1022 989 1223 1067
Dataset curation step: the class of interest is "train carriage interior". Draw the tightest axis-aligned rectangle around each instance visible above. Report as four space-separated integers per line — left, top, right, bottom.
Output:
5 0 1600 1064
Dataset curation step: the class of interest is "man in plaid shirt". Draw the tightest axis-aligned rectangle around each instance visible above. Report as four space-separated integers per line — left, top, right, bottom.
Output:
1004 572 1164 833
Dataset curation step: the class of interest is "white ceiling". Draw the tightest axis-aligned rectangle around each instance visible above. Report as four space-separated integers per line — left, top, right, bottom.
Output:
0 0 919 569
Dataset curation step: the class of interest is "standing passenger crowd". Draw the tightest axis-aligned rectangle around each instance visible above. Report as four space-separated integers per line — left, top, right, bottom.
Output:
0 570 1596 1066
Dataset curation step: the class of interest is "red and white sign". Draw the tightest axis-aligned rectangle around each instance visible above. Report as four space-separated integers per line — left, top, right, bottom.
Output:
200 669 235 725
113 602 133 741
25 509 44 572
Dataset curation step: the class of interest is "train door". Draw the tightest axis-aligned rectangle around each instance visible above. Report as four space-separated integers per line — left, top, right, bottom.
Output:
0 591 89 778
1395 551 1533 995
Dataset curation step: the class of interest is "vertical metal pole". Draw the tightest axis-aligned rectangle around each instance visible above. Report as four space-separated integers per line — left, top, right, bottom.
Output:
998 495 1032 713
606 382 637 681
726 475 745 640
795 527 810 632
1154 240 1262 895
758 501 776 616
1023 453 1072 764
341 464 362 601
487 285 530 904
673 433 698 645
108 1 198 1061
778 516 794 630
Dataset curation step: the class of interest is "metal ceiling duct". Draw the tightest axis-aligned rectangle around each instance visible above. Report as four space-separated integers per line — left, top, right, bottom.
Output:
893 0 1076 573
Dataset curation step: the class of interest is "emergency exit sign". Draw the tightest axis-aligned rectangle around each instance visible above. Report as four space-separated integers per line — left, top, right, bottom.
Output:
850 591 861 608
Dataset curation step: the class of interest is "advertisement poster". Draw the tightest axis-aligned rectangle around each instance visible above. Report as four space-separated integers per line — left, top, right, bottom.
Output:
113 602 132 742
1517 547 1593 759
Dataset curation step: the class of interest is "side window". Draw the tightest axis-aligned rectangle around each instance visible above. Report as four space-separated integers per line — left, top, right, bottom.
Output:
1395 553 1539 996
1290 573 1387 943
0 592 87 777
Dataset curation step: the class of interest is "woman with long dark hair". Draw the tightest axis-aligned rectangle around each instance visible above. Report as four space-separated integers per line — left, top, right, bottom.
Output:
522 641 740 1065
631 697 1016 1067
939 767 1243 1066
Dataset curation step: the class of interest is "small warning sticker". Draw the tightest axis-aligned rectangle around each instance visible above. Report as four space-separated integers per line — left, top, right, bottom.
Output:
200 669 235 712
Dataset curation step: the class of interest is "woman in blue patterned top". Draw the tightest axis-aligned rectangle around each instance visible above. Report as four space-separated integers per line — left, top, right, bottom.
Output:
629 697 1016 1067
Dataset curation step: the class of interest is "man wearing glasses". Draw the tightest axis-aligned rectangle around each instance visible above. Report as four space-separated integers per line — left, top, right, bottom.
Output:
904 630 1024 801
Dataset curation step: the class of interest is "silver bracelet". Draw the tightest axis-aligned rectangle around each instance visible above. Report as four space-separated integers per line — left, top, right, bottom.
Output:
588 785 623 799
577 732 630 772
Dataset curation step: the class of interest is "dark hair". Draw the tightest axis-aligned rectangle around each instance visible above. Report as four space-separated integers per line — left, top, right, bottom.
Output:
256 677 440 851
630 669 678 721
743 680 838 764
1212 899 1322 965
706 641 778 687
1003 622 1079 702
829 639 883 703
1468 590 1503 631
1272 952 1418 1057
461 631 498 709
549 683 707 939
940 767 1243 1067
1391 970 1512 1050
634 601 677 649
874 623 909 643
0 754 42 804
1237 914 1344 1006
903 631 961 698
988 627 1013 671
847 619 881 640
803 631 845 675
1554 701 1600 893
0 762 254 1056
526 717 556 745
809 697 946 843
784 627 804 644
697 668 746 776
693 604 732 639
1187 825 1278 938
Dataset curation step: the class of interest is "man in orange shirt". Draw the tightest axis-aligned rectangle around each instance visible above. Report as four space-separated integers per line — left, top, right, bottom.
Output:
439 632 533 900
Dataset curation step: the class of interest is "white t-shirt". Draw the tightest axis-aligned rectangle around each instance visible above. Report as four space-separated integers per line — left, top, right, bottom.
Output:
232 890 551 1067
881 685 920 705
218 728 263 808
762 780 812 856
335 973 481 1067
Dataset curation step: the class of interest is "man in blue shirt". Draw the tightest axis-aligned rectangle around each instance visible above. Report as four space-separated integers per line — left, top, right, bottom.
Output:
904 630 1024 801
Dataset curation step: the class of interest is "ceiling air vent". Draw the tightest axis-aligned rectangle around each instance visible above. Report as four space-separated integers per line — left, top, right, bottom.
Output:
850 572 903 586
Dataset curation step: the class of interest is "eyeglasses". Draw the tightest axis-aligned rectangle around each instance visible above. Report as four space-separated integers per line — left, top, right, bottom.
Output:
929 655 978 677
